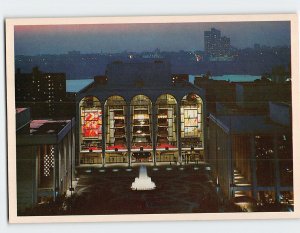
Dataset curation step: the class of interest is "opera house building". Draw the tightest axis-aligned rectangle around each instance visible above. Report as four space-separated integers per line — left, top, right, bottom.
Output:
76 61 206 166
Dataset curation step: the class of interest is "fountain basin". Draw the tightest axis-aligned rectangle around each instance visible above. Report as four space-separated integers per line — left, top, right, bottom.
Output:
131 166 156 191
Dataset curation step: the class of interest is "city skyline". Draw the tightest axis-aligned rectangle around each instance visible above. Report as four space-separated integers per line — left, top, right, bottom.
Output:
14 21 291 55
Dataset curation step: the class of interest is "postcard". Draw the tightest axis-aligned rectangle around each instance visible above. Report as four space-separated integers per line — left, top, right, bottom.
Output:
5 14 300 223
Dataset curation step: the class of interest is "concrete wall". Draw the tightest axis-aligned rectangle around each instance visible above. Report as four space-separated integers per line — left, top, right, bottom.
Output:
57 130 74 195
208 121 232 198
16 108 31 133
106 62 171 87
17 146 37 213
236 83 291 109
235 84 244 107
17 128 75 213
269 102 290 126
232 135 252 182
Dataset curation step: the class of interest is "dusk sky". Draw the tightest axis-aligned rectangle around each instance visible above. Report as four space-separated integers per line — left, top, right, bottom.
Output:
14 21 291 55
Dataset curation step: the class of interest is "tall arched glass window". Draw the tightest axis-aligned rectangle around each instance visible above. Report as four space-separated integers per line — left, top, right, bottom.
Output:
105 96 127 150
155 94 177 149
180 93 203 149
79 96 102 152
130 95 152 150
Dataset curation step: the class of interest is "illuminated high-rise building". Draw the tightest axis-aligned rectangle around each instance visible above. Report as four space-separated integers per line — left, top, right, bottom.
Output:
15 67 67 118
204 28 232 61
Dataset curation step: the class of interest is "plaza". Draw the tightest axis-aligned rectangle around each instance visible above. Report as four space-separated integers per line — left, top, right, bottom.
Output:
70 164 227 215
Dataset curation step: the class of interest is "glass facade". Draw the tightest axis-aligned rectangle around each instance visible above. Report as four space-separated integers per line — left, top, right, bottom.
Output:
130 95 152 162
155 94 178 163
181 93 203 149
79 96 102 164
258 191 276 204
156 94 177 149
106 96 127 150
280 191 294 205
278 134 293 186
255 135 275 186
79 96 102 152
105 96 128 163
78 93 204 164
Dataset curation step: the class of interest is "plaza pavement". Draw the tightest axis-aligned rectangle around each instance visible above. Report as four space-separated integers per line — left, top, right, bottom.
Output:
70 164 222 215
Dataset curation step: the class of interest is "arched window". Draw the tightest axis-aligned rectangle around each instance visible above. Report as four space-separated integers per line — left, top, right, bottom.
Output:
180 93 203 149
105 96 127 150
130 95 152 150
155 94 177 149
79 96 102 152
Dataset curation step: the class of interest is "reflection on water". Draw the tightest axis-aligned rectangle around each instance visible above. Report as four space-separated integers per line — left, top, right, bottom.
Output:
189 74 261 83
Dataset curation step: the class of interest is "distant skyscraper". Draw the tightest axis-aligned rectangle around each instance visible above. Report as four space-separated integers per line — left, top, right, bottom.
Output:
204 28 232 61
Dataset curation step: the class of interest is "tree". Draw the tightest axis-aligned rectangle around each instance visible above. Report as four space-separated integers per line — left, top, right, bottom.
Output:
271 65 288 83
203 71 212 80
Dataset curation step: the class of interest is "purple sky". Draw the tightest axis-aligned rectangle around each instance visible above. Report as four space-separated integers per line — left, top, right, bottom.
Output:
14 21 291 55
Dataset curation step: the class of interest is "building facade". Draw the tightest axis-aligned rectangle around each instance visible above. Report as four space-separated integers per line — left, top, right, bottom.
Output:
207 103 293 208
76 61 206 166
194 76 236 114
236 82 291 110
15 67 67 118
16 108 75 214
204 28 232 61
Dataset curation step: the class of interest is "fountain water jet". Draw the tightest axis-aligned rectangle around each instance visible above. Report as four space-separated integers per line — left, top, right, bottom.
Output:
131 166 156 191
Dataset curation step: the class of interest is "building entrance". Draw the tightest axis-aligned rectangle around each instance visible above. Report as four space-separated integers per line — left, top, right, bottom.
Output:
182 150 203 164
131 151 152 163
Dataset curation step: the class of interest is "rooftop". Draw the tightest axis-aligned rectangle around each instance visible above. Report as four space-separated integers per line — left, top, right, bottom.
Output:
30 119 70 135
236 81 290 87
209 114 289 134
216 102 268 115
66 79 94 93
271 101 291 107
77 61 205 101
105 61 171 88
16 108 27 114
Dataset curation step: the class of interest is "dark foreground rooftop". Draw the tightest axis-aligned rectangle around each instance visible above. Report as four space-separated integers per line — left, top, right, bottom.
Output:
30 119 70 135
209 114 289 134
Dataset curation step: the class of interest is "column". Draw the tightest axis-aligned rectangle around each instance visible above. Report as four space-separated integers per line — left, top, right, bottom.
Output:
63 139 67 192
176 102 182 163
59 143 64 194
67 132 71 187
202 102 206 162
72 128 76 180
250 133 258 200
126 103 131 166
273 131 281 203
152 104 157 166
54 144 60 200
33 146 38 205
227 117 234 199
75 101 80 166
101 103 106 166
68 131 72 191
215 123 219 179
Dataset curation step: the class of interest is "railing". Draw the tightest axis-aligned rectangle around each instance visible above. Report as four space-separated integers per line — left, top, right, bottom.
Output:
106 155 128 163
80 153 102 164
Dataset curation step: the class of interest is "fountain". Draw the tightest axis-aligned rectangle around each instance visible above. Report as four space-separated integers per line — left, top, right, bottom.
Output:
131 165 156 191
